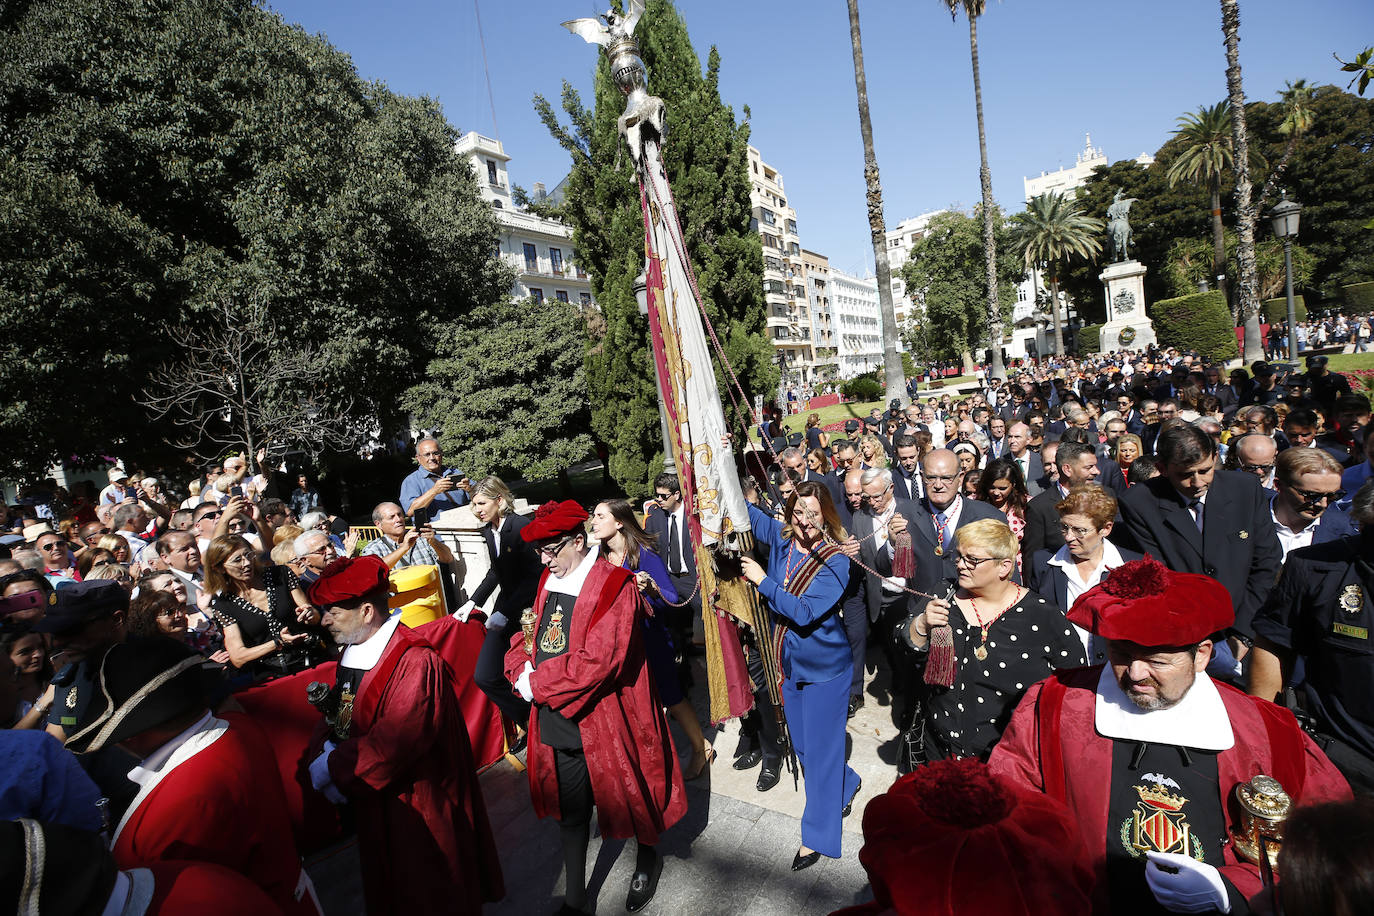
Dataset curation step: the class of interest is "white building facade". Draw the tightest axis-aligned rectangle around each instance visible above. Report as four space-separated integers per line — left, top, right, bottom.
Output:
749 145 816 383
455 132 595 310
831 267 882 377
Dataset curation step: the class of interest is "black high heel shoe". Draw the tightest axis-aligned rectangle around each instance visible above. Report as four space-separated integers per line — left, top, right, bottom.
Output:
791 848 821 871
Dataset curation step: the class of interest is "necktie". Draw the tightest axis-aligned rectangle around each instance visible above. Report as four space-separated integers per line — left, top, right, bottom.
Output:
935 510 951 552
668 515 683 575
1188 498 1204 533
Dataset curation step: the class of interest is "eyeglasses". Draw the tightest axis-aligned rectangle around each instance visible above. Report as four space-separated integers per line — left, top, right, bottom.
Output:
198 511 221 521
1294 487 1345 504
538 537 573 559
653 492 674 502
1058 524 1094 540
952 553 1003 569
305 545 334 557
1240 463 1274 474
921 473 959 484
38 541 69 552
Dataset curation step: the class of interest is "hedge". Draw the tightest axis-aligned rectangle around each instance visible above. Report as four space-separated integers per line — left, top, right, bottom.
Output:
1262 296 1307 324
1077 324 1101 353
1345 282 1374 313
1150 291 1239 363
842 375 882 402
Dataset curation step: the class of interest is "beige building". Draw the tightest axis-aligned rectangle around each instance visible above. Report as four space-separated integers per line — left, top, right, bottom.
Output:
801 250 837 381
455 132 595 310
748 145 815 383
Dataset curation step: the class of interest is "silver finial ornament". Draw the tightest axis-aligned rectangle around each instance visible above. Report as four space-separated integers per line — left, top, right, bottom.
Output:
562 1 663 163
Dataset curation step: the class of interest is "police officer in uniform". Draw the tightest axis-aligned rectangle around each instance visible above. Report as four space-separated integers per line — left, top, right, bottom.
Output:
1249 478 1374 794
33 580 138 816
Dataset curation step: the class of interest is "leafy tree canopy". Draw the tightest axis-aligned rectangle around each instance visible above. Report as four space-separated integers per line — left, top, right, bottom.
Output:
0 0 512 477
532 0 775 499
899 209 1019 363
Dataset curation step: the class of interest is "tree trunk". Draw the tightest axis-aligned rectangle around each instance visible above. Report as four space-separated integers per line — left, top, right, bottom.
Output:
846 0 906 406
1221 0 1263 361
961 350 975 375
1049 268 1066 355
1209 185 1228 305
967 14 1005 380
1256 137 1297 212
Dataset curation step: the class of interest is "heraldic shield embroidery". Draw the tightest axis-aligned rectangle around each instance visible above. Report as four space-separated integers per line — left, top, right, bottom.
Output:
1119 775 1208 863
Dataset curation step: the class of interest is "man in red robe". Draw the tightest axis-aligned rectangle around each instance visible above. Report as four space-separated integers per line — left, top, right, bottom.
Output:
64 638 321 916
504 500 686 916
989 557 1351 915
307 556 503 916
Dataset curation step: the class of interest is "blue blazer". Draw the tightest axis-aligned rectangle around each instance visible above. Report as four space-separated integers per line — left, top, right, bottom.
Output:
622 546 679 619
747 502 850 684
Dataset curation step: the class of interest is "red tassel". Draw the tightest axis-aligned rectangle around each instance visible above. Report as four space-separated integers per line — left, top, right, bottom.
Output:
924 625 956 687
890 529 916 578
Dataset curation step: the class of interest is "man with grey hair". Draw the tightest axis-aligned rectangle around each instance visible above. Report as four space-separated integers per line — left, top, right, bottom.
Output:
361 501 455 570
292 529 338 585
775 445 842 508
400 437 469 525
1225 433 1278 490
1250 477 1374 793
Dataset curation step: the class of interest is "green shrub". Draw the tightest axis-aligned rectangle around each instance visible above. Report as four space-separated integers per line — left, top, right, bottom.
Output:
1344 282 1374 312
842 375 882 402
1150 291 1239 363
1262 296 1307 324
1077 324 1101 353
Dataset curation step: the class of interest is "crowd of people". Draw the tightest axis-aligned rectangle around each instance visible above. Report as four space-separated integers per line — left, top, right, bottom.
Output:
4 344 1374 914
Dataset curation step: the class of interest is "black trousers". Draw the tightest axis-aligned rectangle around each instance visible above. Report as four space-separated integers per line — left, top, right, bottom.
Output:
841 591 868 700
1315 730 1374 797
736 627 784 763
875 594 916 721
475 613 531 726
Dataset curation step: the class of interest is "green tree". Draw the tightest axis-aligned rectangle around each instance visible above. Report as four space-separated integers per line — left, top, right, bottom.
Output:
0 0 512 477
1012 193 1104 356
1164 232 1315 302
845 0 906 403
1167 102 1239 308
1335 47 1373 96
533 0 774 499
899 209 1019 364
1220 0 1263 360
404 297 594 488
1257 79 1317 210
941 0 1005 377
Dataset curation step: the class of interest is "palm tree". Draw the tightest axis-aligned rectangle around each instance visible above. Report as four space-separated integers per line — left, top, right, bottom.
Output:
1014 193 1104 355
942 0 1004 379
1167 102 1235 307
845 0 905 406
1221 0 1262 360
1257 78 1317 210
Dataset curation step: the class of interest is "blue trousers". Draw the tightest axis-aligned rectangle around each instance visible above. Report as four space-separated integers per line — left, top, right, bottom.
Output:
783 670 860 858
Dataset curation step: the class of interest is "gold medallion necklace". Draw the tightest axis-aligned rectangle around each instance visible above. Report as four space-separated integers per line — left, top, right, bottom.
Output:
968 586 1022 661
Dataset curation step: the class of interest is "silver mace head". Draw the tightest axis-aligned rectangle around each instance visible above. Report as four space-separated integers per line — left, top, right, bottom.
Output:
563 1 647 100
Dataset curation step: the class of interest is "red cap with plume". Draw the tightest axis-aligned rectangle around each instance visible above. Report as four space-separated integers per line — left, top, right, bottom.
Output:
307 555 391 608
520 500 589 543
1067 555 1233 647
833 758 1092 916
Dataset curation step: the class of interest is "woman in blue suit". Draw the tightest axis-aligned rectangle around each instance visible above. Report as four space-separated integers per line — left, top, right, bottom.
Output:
739 480 860 871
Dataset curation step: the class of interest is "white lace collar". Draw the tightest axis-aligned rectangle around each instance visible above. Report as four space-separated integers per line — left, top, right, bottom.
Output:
545 547 598 597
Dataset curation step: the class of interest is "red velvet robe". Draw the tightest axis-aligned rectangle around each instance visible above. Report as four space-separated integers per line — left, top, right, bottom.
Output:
503 558 687 844
989 666 1352 913
112 714 319 916
327 622 504 916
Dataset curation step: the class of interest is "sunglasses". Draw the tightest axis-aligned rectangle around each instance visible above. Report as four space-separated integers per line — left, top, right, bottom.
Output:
1294 487 1345 505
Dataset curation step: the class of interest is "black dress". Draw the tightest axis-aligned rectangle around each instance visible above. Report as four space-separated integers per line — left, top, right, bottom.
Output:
909 587 1086 760
210 565 331 679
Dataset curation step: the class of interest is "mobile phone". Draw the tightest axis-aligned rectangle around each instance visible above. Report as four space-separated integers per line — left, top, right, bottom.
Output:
230 485 244 498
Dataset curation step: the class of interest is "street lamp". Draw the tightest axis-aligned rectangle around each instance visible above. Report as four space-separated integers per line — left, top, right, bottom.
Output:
1269 195 1303 363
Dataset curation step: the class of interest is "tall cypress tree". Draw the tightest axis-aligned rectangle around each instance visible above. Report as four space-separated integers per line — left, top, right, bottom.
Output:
534 0 775 499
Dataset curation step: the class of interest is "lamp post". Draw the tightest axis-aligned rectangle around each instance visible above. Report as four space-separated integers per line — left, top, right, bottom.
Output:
635 270 676 473
1269 195 1303 363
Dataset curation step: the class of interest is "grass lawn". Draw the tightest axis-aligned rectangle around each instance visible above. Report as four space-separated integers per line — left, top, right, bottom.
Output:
778 400 886 435
1326 353 1374 373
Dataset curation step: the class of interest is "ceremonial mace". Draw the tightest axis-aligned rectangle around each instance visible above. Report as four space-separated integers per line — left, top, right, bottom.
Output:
1231 774 1291 911
520 607 538 656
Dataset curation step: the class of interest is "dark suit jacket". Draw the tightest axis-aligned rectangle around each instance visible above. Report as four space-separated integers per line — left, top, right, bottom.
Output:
1119 469 1283 636
1097 457 1127 497
1120 409 1146 437
906 497 1008 598
1203 386 1238 412
892 467 921 502
850 496 923 623
1009 451 1045 497
809 468 844 511
645 505 696 578
1027 545 1146 617
469 513 542 615
1020 488 1065 567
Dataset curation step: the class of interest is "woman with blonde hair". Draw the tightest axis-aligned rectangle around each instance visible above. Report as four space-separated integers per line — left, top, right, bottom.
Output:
96 534 131 565
204 534 329 679
462 476 543 739
903 519 1084 763
590 498 715 779
858 433 888 469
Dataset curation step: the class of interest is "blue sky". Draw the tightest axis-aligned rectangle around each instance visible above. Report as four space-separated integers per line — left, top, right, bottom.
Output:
266 0 1371 276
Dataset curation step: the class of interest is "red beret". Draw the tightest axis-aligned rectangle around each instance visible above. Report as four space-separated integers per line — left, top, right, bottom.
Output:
307 556 391 608
1067 555 1233 647
520 500 588 543
851 758 1092 916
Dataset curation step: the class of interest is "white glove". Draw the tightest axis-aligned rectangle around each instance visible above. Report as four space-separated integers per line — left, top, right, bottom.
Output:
514 660 534 702
1145 851 1230 913
454 599 476 623
308 741 347 805
486 610 508 632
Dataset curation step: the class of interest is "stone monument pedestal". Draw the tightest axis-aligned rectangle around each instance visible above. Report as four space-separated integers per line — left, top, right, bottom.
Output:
1097 260 1157 352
